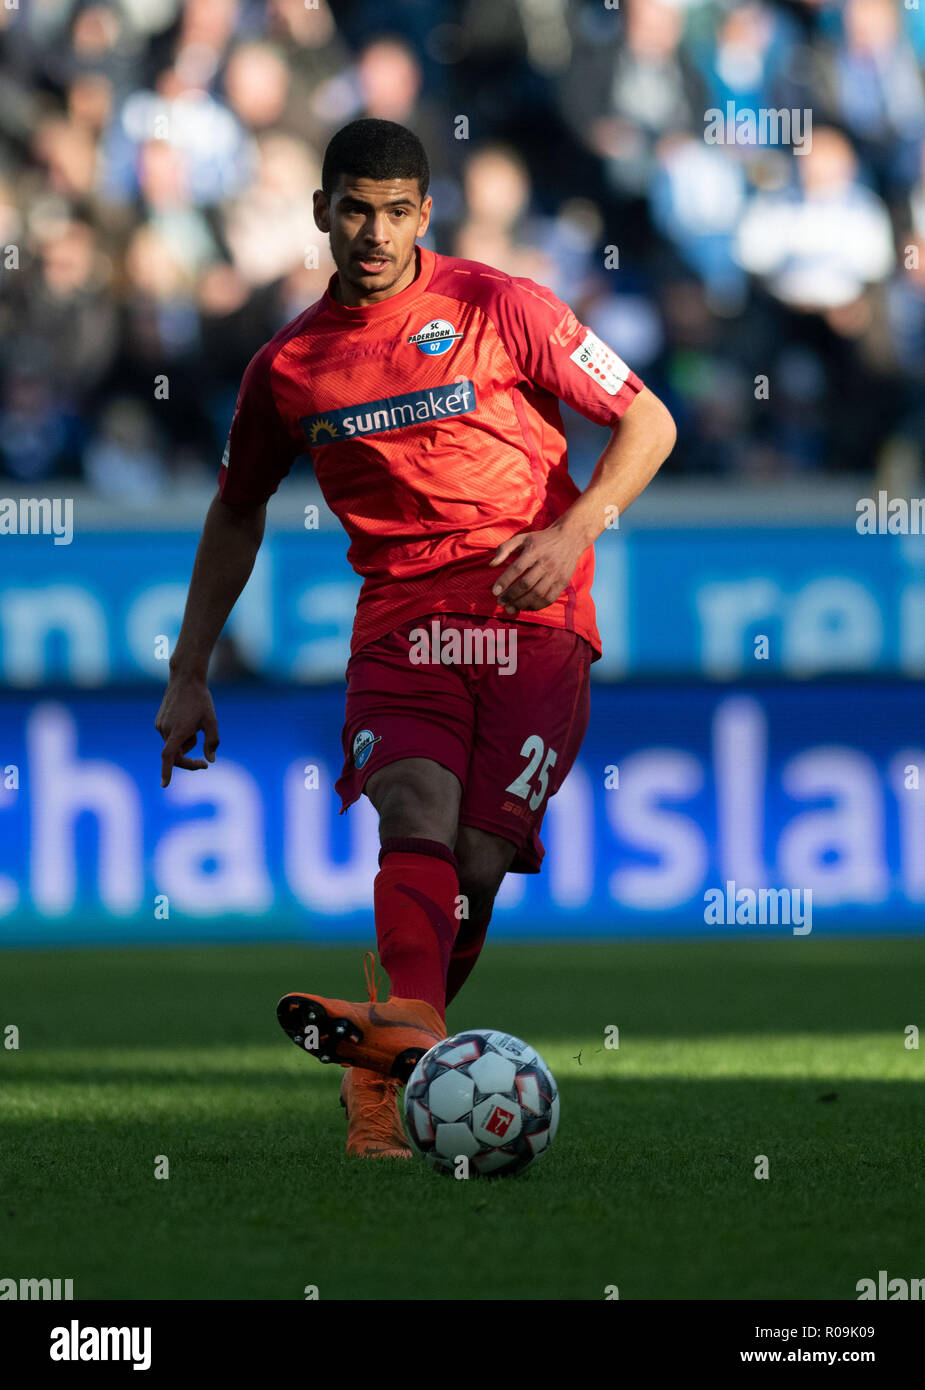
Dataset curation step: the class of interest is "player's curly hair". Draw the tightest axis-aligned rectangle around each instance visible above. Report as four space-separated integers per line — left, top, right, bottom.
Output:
321 119 430 201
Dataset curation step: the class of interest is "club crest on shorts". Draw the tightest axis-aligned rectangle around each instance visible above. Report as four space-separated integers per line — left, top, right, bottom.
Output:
352 728 382 769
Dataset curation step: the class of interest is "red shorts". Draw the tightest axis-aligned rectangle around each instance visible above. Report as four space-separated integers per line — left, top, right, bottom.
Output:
334 613 592 873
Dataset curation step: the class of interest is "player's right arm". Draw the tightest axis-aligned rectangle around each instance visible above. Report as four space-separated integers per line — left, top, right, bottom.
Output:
156 341 299 788
155 493 266 787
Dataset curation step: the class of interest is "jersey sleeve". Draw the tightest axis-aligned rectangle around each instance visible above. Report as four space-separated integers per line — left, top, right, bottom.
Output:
217 342 301 508
492 276 645 427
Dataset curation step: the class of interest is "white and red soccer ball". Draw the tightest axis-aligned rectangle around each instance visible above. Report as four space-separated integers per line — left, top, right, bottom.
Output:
403 1029 559 1178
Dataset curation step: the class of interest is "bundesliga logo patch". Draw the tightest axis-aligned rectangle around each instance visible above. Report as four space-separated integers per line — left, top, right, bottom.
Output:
484 1105 516 1137
569 330 630 396
407 319 463 355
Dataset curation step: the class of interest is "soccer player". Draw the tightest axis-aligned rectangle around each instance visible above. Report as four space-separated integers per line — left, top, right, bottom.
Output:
156 119 676 1158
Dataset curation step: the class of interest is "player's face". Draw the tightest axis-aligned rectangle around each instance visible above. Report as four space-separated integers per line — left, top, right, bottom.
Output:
314 176 432 307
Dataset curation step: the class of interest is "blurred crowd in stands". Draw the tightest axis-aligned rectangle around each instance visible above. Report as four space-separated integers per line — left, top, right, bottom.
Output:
1 0 924 497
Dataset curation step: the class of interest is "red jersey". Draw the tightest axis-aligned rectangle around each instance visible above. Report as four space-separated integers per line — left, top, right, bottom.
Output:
218 246 644 660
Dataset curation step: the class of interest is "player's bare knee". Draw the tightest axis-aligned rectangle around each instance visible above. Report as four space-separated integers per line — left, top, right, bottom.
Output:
457 860 508 916
455 833 516 919
377 788 450 842
367 760 460 844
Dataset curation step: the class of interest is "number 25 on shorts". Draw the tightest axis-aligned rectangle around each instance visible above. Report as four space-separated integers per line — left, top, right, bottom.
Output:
505 735 558 812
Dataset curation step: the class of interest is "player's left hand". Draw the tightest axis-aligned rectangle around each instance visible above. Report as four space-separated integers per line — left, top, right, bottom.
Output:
488 523 584 614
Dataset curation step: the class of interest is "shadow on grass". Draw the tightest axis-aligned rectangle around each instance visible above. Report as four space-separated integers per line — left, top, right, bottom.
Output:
0 1076 923 1299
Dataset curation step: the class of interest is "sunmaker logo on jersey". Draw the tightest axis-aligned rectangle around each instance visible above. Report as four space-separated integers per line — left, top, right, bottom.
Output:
302 381 476 446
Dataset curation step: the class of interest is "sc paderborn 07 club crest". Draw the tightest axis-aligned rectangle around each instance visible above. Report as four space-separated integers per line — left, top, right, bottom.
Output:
407 319 463 356
352 728 382 769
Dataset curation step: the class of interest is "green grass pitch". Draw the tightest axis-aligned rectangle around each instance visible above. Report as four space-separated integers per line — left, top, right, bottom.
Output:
1 937 923 1300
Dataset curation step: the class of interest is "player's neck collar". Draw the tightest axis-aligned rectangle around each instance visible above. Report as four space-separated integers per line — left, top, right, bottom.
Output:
324 245 435 320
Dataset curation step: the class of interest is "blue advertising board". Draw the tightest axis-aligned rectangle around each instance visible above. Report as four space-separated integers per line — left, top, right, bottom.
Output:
1 525 924 683
0 683 922 946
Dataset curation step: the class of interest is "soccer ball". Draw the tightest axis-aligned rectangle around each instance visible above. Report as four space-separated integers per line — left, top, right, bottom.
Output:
403 1029 559 1178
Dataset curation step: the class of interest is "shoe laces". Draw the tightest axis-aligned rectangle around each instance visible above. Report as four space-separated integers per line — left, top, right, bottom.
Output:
361 1093 405 1149
346 1064 405 1145
363 948 379 1003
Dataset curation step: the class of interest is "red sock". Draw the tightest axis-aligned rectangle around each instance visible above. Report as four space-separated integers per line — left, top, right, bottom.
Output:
374 838 460 1020
445 907 491 1008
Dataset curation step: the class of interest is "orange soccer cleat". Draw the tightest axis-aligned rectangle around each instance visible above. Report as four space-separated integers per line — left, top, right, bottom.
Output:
277 951 446 1082
339 1066 413 1159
